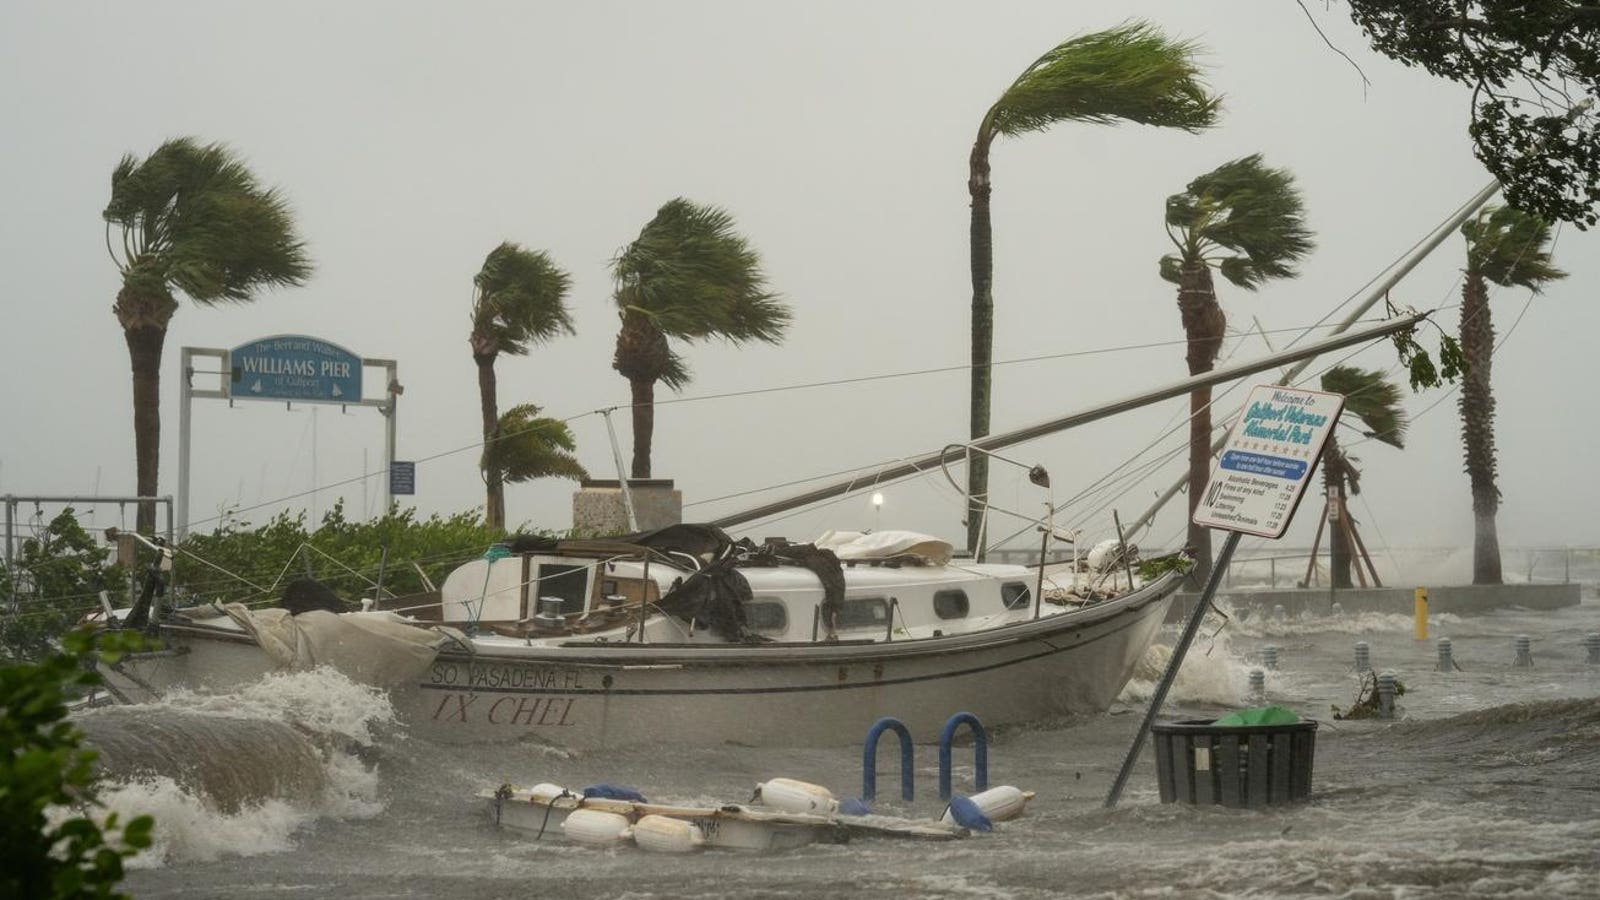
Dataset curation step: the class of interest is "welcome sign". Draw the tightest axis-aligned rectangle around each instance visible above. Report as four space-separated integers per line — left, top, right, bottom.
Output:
1193 384 1345 539
229 335 363 404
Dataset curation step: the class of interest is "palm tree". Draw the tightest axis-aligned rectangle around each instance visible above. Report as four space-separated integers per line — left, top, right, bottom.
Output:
610 198 789 478
480 405 588 524
1160 154 1313 585
966 21 1219 556
469 243 574 532
1458 206 1565 584
103 138 311 533
1319 366 1407 589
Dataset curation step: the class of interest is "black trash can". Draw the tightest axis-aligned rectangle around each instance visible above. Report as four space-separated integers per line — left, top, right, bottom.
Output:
1151 718 1317 808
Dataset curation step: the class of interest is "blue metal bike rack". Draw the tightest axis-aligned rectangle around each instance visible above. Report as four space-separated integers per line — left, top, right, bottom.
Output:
862 717 914 802
938 711 989 801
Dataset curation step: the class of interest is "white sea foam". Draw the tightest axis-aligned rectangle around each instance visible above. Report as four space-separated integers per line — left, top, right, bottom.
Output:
150 666 396 746
1118 635 1257 706
79 668 392 867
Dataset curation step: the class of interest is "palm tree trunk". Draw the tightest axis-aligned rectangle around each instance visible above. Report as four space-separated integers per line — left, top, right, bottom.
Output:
115 285 175 535
1177 260 1224 587
475 353 503 532
124 325 165 535
966 130 996 557
1323 438 1353 589
629 377 655 479
1458 273 1502 584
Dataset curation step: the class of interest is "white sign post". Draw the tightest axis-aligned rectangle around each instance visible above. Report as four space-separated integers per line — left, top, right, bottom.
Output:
1107 383 1346 808
1193 385 1346 540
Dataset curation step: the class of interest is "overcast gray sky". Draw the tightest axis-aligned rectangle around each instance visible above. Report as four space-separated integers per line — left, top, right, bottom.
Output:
3 1 1597 570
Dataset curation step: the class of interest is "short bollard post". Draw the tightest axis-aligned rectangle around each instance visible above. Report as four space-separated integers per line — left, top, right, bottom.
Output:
1513 635 1534 668
1261 645 1280 670
1331 602 1344 618
1376 672 1396 719
1413 587 1428 641
1274 604 1288 623
1248 668 1266 704
1436 637 1456 673
1585 633 1600 665
1354 641 1371 673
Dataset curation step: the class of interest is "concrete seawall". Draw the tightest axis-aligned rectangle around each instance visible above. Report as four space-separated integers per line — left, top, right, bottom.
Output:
1167 582 1582 623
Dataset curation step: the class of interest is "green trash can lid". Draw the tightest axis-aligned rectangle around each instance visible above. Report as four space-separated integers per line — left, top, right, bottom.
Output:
1214 706 1300 727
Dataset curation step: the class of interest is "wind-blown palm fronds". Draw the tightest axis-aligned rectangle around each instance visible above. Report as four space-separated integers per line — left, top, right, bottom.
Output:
611 198 789 478
1457 205 1566 584
104 137 311 532
966 21 1218 555
482 404 588 491
469 243 574 531
1161 155 1313 584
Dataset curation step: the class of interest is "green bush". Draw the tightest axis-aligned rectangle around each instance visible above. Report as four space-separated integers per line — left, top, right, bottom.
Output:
0 629 153 899
174 501 525 607
0 510 126 663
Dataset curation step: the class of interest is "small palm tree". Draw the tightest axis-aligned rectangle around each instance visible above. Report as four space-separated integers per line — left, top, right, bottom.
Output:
611 198 789 478
469 243 574 532
103 138 311 533
1319 366 1407 589
1161 154 1313 584
1458 206 1565 584
966 21 1219 555
480 405 588 523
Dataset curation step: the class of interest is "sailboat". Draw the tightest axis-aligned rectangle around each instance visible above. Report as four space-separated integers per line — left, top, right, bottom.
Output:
96 310 1427 749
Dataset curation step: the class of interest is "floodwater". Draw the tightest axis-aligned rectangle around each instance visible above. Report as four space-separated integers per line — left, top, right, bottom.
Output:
83 583 1600 899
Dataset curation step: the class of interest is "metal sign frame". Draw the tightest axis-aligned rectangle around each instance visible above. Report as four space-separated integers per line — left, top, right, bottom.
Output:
177 344 401 540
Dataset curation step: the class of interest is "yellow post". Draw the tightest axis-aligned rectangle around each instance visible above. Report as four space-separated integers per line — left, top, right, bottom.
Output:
1413 587 1429 640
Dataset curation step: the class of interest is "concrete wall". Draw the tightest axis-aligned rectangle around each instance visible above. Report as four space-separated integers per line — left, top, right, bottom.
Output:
572 480 682 535
1167 582 1581 623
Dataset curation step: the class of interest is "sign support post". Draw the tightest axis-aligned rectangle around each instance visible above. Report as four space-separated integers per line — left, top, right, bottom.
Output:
1105 384 1345 808
175 336 400 539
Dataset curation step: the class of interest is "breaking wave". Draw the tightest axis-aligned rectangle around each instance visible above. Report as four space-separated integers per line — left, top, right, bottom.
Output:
71 667 393 867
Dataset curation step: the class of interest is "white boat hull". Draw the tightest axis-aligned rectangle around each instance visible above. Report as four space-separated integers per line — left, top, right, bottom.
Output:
104 574 1178 749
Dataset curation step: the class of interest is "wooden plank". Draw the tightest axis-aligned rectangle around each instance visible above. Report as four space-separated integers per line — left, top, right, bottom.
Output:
1170 735 1192 804
1247 733 1270 809
1216 735 1241 808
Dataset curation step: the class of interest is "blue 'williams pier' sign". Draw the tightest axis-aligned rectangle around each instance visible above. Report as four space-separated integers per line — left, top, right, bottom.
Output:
230 335 363 404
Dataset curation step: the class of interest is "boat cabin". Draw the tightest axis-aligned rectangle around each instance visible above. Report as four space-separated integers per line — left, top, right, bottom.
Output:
437 530 1051 644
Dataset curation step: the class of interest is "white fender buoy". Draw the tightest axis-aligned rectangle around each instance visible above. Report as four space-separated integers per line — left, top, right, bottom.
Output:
754 777 839 815
631 814 706 853
940 786 1034 825
526 782 569 803
561 808 634 846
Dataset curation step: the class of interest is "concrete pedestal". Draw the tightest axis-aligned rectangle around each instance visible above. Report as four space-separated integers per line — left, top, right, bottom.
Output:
572 479 682 536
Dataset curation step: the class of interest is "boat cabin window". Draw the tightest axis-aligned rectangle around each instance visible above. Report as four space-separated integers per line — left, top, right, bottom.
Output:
536 563 590 616
836 597 890 629
1002 582 1031 610
933 589 969 620
746 598 788 633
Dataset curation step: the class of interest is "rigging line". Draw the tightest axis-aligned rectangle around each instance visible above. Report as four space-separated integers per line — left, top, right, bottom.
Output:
1356 490 1402 583
182 409 603 533
646 320 1386 413
1345 289 1537 449
172 544 270 595
733 454 955 535
1341 220 1560 450
1277 187 1493 353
